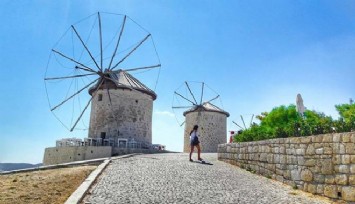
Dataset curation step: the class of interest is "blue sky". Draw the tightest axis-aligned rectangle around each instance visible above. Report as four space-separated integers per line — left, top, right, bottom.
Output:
0 1 354 163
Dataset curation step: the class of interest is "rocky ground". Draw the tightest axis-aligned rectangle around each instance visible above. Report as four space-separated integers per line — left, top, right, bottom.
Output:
83 153 334 204
0 165 96 204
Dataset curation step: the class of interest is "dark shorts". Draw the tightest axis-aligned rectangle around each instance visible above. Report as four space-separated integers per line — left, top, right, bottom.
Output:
190 140 199 146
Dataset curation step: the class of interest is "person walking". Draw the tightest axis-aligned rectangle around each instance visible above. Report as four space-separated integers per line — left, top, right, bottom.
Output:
189 125 203 162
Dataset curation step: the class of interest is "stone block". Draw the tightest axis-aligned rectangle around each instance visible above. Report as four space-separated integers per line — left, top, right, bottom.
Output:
300 137 311 143
333 134 341 142
342 186 355 202
312 136 323 143
342 134 351 142
259 153 267 162
351 164 355 174
301 169 313 182
315 143 322 149
314 174 325 183
351 133 355 143
279 155 286 164
335 174 348 185
323 147 332 154
279 146 286 154
345 143 354 154
297 157 305 165
267 154 274 163
307 184 317 194
286 148 295 155
322 134 333 142
349 175 355 185
283 170 291 179
315 148 324 154
310 166 321 174
291 169 301 181
325 175 335 184
324 185 338 198
317 184 324 195
276 168 283 176
352 155 355 163
342 155 351 164
304 159 315 167
333 144 346 154
275 175 284 182
335 165 349 174
274 154 280 163
296 148 305 155
321 159 333 175
332 155 341 165
290 137 300 143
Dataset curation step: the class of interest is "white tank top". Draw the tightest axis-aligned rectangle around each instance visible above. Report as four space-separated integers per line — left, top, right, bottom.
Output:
190 131 198 142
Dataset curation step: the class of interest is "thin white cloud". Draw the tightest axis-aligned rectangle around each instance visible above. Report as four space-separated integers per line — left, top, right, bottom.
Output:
154 110 175 118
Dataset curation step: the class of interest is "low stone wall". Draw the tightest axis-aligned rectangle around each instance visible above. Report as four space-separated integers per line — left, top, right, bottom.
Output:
218 132 355 202
43 146 173 165
112 148 171 156
43 146 112 165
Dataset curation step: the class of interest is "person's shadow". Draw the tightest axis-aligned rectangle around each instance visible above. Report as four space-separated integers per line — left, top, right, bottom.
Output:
193 160 213 165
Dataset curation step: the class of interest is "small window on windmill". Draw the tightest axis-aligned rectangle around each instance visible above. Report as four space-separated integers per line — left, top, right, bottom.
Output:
98 94 103 101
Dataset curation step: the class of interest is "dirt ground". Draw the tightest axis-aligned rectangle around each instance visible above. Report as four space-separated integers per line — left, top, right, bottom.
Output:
0 165 97 204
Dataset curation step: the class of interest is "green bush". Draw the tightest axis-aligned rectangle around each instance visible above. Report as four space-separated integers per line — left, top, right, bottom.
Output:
234 103 354 142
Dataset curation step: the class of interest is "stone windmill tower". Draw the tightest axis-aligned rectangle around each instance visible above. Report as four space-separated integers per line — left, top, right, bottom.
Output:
88 70 157 144
172 82 229 153
44 12 161 146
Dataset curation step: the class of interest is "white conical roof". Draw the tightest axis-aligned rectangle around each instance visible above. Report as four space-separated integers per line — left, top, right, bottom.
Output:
89 70 157 100
183 102 229 117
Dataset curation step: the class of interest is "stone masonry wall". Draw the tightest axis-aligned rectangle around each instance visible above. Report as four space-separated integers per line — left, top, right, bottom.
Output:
184 111 227 153
218 132 355 202
43 146 112 165
89 88 153 144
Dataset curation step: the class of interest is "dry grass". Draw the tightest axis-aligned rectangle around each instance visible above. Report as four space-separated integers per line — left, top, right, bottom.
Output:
0 165 97 204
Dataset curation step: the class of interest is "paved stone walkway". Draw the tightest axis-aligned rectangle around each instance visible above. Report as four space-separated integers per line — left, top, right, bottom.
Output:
83 153 331 204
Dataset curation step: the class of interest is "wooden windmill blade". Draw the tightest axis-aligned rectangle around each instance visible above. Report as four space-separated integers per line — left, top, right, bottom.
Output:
44 12 161 132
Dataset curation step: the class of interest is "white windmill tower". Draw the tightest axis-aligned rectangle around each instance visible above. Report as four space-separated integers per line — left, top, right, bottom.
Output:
172 82 229 152
44 12 161 147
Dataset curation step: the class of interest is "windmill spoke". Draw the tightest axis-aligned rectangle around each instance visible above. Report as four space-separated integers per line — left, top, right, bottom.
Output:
232 121 244 130
75 66 96 73
205 95 220 104
200 82 204 105
240 115 247 129
185 82 198 105
70 79 103 131
172 106 194 109
124 64 161 72
51 78 99 111
45 73 97 80
98 12 103 70
174 91 196 105
70 95 92 132
71 25 101 71
250 114 254 126
108 15 126 70
52 49 96 72
111 34 151 70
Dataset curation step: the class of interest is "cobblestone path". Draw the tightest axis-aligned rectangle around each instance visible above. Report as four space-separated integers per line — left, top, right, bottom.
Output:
83 153 331 204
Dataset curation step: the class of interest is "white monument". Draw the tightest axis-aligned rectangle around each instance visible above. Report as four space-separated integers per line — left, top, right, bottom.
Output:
296 93 305 116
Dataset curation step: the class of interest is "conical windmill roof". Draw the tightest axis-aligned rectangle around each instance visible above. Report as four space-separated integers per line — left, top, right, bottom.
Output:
89 70 157 100
183 102 229 117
